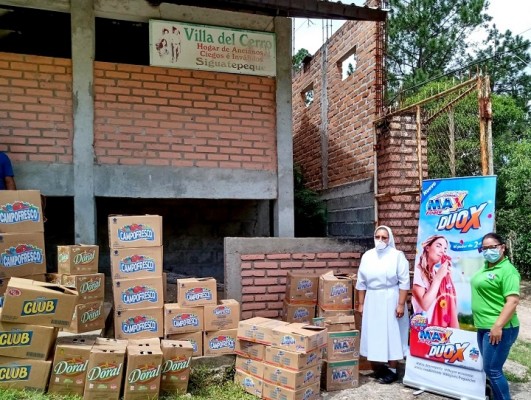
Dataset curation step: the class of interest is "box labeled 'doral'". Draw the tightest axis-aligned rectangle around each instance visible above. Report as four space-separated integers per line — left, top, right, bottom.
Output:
84 345 126 400
113 277 164 311
0 357 51 391
203 328 237 356
110 246 163 280
65 300 106 334
1 277 78 328
57 245 99 275
123 345 163 400
203 299 240 331
62 273 105 304
160 340 193 396
47 336 96 396
108 215 162 249
0 190 44 233
114 308 163 340
176 277 217 307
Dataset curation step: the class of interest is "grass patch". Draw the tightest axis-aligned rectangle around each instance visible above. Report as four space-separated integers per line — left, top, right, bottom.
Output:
507 339 531 382
0 390 80 400
162 381 255 400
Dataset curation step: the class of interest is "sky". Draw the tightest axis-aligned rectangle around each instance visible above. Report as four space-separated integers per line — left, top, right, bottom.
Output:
293 0 531 56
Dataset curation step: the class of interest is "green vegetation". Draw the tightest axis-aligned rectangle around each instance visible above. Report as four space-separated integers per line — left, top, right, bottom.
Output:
294 165 327 237
507 340 531 382
0 391 79 400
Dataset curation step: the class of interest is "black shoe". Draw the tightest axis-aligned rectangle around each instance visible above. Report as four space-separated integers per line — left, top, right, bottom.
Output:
378 369 398 384
372 365 389 380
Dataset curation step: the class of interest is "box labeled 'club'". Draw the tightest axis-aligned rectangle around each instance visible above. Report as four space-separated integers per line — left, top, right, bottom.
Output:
0 320 57 360
0 357 51 391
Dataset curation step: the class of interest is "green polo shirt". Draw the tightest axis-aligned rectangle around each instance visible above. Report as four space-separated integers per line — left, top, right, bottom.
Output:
470 257 520 329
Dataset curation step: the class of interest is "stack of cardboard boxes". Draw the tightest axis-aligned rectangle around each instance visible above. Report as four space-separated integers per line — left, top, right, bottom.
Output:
51 244 106 333
164 277 240 357
282 271 319 324
0 190 46 301
108 215 164 340
235 317 326 400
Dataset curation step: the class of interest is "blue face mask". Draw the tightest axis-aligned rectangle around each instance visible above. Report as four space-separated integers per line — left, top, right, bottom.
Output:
483 248 501 263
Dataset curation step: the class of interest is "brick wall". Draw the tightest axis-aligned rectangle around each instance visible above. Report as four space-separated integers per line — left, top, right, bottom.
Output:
376 114 427 261
0 52 73 163
240 251 360 319
94 62 277 170
292 17 381 190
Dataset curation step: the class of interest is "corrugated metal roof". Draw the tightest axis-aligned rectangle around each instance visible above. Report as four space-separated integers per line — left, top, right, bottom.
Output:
145 0 387 21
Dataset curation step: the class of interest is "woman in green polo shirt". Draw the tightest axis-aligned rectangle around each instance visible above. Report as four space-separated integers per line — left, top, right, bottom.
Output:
471 232 520 400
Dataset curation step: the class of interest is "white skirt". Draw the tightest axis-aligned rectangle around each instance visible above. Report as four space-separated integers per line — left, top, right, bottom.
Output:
360 285 410 362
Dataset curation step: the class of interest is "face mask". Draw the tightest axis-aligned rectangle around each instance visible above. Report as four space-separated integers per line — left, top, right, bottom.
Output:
483 248 501 263
375 240 387 250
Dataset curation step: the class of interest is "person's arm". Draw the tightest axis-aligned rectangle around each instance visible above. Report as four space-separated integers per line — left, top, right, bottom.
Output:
357 290 366 313
412 261 449 310
396 251 410 318
489 295 519 345
396 289 408 318
5 176 16 190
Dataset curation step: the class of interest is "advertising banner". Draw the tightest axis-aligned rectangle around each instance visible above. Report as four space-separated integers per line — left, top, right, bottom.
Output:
404 176 497 399
149 20 276 77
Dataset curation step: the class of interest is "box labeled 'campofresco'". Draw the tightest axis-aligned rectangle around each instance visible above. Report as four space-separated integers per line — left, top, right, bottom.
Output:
108 215 162 249
160 340 193 396
113 277 164 311
0 232 46 278
110 246 163 280
165 331 202 357
84 344 126 400
203 299 240 331
176 277 217 307
164 303 203 335
0 357 51 391
0 190 44 233
114 308 163 340
1 277 78 328
62 273 104 304
57 245 99 275
0 320 57 360
47 336 96 396
123 345 163 400
203 328 237 356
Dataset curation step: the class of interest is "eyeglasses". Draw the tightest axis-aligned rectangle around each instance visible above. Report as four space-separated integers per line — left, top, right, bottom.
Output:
374 235 389 240
478 244 502 252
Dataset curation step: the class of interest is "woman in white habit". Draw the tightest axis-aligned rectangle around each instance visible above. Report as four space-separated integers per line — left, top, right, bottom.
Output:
355 225 410 384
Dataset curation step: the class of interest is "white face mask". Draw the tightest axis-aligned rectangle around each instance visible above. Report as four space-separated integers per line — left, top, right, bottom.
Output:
375 240 387 250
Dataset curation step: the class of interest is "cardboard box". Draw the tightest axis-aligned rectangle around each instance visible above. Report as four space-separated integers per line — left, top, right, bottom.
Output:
123 345 163 400
271 323 327 353
264 346 322 371
235 355 266 378
0 357 51 391
321 359 360 391
84 344 126 400
65 300 106 334
0 273 45 296
176 277 217 307
318 271 353 310
325 330 360 361
95 338 128 348
114 307 163 340
1 277 78 328
164 303 203 335
0 190 44 233
47 336 96 396
165 331 202 357
163 271 167 303
234 339 266 361
237 317 289 345
110 246 163 280
262 381 320 400
323 315 356 332
108 215 162 249
62 273 105 304
282 301 315 324
262 363 321 390
58 245 99 275
234 369 263 398
0 232 46 278
317 307 354 320
285 271 319 304
0 320 57 360
113 277 164 311
203 299 240 331
160 340 193 395
203 328 237 356
127 337 161 348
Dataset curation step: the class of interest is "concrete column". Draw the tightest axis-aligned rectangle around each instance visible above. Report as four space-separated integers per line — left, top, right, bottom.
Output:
71 0 96 243
273 16 295 237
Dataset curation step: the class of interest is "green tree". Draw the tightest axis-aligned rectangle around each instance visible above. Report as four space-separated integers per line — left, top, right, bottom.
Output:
387 0 491 98
294 165 327 237
292 48 310 72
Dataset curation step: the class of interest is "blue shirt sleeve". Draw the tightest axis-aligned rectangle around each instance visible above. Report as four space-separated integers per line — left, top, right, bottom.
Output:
1 153 14 177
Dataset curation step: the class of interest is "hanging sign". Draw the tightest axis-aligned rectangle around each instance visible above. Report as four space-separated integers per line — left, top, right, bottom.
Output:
149 19 276 77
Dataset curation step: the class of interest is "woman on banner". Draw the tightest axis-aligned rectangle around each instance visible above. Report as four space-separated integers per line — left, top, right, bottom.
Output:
412 235 459 328
355 226 410 384
471 232 520 400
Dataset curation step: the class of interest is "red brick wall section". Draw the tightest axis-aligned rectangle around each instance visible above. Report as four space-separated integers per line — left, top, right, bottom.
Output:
376 114 427 262
292 17 381 190
0 52 73 163
239 251 360 319
94 62 277 170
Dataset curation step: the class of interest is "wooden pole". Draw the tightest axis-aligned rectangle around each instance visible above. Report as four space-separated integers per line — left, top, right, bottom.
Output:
416 105 423 186
478 76 488 175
